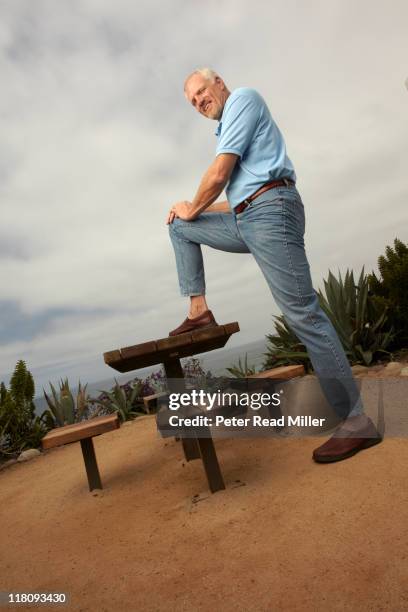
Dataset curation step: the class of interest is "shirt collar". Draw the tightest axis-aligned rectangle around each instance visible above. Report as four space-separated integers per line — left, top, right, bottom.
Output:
214 93 232 136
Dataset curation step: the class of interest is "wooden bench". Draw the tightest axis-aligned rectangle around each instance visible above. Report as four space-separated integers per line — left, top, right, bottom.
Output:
143 392 169 414
104 324 306 494
104 323 240 493
157 365 307 441
41 414 120 491
249 365 305 380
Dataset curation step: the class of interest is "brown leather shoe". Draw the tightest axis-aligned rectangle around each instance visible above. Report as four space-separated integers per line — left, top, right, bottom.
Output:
312 415 382 463
169 310 218 336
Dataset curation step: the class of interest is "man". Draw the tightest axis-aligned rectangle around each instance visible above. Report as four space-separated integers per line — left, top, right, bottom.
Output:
166 68 381 462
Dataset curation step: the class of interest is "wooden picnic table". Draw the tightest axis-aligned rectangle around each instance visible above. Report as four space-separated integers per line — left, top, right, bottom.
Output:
104 323 240 493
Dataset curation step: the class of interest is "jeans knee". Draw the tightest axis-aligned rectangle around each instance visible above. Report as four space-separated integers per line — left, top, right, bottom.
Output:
282 296 326 335
168 220 180 240
168 218 187 238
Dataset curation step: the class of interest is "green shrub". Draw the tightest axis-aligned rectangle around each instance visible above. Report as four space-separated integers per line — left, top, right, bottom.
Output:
318 268 394 365
226 354 258 377
264 268 394 370
92 358 218 418
0 360 46 458
369 238 408 349
91 379 145 422
264 315 313 372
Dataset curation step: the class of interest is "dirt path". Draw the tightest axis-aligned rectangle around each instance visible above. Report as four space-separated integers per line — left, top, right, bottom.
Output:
1 415 407 611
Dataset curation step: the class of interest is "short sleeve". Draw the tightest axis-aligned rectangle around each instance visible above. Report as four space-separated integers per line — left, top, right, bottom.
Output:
216 92 262 158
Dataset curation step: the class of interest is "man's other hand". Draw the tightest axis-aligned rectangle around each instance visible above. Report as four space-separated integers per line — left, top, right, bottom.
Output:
166 201 194 224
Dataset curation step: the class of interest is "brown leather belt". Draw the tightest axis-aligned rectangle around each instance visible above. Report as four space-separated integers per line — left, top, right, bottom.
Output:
234 178 295 215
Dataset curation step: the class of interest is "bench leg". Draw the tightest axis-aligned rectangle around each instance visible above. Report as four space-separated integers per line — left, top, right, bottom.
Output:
181 437 201 461
162 357 201 460
80 438 102 491
196 436 225 493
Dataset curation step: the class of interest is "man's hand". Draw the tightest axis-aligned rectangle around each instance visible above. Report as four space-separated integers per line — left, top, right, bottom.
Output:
166 201 194 225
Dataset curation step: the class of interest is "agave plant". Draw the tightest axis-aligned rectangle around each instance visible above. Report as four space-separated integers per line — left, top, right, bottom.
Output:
264 315 313 372
318 268 394 365
226 353 258 377
91 379 145 422
43 379 91 427
264 267 394 370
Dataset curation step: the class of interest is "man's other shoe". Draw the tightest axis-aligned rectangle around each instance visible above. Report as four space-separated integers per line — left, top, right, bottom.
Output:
312 415 382 463
169 310 218 336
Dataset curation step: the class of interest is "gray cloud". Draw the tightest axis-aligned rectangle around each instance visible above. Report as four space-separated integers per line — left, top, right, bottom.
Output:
0 300 113 342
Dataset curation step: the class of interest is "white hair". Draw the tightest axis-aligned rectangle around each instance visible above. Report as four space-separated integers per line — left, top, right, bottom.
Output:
184 67 219 90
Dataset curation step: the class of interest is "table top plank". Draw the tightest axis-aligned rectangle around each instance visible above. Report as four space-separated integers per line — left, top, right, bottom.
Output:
156 334 193 351
103 322 240 373
104 350 122 366
121 340 158 360
223 322 240 335
191 326 226 343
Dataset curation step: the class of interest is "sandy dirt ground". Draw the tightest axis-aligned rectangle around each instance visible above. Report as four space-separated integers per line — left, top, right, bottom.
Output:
1 413 408 612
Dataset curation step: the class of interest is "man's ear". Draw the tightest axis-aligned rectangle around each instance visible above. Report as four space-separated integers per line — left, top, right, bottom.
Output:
214 76 224 88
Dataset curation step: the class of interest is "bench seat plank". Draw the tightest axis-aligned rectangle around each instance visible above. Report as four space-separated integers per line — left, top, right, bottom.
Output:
41 414 120 450
249 365 305 380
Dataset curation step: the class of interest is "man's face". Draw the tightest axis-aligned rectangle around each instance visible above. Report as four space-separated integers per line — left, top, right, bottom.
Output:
185 74 227 120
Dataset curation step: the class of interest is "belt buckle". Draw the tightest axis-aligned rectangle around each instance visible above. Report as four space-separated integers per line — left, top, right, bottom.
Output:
237 198 250 214
282 178 289 187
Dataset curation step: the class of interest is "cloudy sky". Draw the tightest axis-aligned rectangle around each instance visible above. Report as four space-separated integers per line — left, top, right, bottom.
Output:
1 0 407 393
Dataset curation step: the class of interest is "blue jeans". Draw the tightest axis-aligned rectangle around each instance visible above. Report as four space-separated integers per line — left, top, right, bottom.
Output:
169 184 363 419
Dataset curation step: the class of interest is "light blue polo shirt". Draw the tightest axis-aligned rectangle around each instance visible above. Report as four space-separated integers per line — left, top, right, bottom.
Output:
215 88 296 208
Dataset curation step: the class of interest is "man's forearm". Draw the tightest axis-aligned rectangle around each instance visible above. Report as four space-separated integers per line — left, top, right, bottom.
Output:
167 154 237 223
205 200 231 213
189 161 229 218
